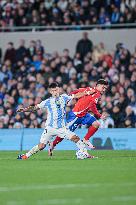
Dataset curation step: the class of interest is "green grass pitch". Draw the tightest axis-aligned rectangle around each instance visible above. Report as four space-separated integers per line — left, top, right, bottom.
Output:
0 150 136 205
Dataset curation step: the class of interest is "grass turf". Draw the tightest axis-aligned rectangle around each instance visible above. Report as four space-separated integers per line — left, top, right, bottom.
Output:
0 150 136 205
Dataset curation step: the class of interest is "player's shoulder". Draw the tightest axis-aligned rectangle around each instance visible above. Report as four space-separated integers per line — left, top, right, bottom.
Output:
91 87 100 93
61 93 68 96
84 87 93 92
60 93 69 98
37 98 50 109
60 93 73 101
86 87 92 90
41 98 51 105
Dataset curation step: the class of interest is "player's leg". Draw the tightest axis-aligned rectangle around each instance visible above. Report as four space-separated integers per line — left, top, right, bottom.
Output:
25 143 46 159
68 133 95 159
48 136 63 156
58 128 93 159
17 127 51 159
48 111 80 156
17 142 46 160
82 114 100 148
58 128 84 150
70 135 97 159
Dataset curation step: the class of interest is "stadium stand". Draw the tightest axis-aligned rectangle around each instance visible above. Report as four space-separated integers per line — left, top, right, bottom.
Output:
0 0 136 30
0 32 136 128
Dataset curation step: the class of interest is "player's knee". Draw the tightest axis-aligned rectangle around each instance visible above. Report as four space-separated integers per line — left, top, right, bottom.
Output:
92 121 100 128
70 135 79 143
39 143 46 150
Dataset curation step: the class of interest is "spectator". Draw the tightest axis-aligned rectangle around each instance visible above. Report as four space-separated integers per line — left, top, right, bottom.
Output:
123 106 136 127
31 55 42 71
16 39 28 62
4 42 16 64
99 7 107 24
44 0 54 10
111 7 120 24
57 0 68 12
36 40 44 58
76 32 93 61
13 122 23 129
0 0 136 31
27 40 36 60
0 47 2 63
99 111 115 128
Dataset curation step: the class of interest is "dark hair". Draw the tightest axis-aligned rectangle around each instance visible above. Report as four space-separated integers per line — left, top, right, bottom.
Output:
96 79 109 86
8 42 13 46
48 82 60 89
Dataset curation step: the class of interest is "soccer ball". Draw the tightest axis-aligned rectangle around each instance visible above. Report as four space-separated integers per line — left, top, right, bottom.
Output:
76 149 88 160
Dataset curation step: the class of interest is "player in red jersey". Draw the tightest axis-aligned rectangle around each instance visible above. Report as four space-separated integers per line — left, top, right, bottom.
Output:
48 79 109 155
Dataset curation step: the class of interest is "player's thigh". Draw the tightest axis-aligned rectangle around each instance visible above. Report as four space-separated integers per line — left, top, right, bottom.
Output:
57 127 75 140
67 111 76 123
81 113 97 126
68 118 81 131
67 112 81 131
40 127 55 144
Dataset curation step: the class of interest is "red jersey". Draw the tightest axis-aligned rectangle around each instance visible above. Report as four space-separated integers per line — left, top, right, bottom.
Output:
71 87 101 118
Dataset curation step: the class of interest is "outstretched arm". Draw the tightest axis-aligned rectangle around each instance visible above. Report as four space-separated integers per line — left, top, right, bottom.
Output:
70 87 96 97
70 88 87 95
17 105 39 113
89 102 102 119
72 89 96 99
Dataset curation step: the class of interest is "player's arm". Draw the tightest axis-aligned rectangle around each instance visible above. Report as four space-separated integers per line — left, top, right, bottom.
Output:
89 102 102 118
70 87 97 96
17 105 39 113
71 88 97 99
70 88 86 95
17 99 48 113
89 103 107 120
71 91 88 99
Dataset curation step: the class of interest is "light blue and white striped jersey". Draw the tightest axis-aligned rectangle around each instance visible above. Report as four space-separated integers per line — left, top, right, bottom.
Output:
37 94 73 128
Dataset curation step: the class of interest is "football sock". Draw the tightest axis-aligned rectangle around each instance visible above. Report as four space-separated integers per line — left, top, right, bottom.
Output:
53 136 63 147
26 145 40 158
76 140 86 150
84 125 98 140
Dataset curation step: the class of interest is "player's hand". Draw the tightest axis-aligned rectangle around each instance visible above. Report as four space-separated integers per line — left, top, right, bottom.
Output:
16 108 24 113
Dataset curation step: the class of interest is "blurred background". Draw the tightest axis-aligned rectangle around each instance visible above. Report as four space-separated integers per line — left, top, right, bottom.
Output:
0 0 136 150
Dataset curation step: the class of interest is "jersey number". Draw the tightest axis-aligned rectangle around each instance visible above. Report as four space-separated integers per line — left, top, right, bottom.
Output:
95 98 98 103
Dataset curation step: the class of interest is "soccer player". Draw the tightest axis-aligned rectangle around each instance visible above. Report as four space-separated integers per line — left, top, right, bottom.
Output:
17 82 93 160
48 79 108 155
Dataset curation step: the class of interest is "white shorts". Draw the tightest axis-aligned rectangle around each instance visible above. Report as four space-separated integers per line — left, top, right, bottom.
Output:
40 126 76 144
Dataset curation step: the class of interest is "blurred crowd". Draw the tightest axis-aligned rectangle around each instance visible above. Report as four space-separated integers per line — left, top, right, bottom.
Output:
0 0 136 30
0 32 136 128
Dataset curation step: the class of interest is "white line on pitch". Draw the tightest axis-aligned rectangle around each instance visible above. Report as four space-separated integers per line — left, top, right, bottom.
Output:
113 196 136 201
7 198 82 205
0 182 135 192
6 196 136 205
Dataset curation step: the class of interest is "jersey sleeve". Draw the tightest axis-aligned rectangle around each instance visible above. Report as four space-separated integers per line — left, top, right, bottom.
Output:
70 88 87 95
62 94 74 103
37 99 48 109
70 87 96 95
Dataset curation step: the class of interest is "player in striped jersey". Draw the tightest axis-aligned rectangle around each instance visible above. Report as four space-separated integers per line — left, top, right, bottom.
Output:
48 79 109 155
17 82 94 160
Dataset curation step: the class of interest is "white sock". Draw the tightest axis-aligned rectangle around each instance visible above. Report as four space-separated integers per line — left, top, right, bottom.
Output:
26 145 40 158
76 140 86 150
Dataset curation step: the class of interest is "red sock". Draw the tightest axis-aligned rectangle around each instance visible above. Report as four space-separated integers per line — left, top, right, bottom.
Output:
84 126 98 140
53 136 63 147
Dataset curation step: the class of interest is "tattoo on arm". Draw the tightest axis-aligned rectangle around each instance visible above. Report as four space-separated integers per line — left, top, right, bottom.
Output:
24 105 38 112
17 105 39 113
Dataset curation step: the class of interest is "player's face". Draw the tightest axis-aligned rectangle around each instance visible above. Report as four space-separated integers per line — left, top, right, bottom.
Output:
97 84 108 93
50 87 60 97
